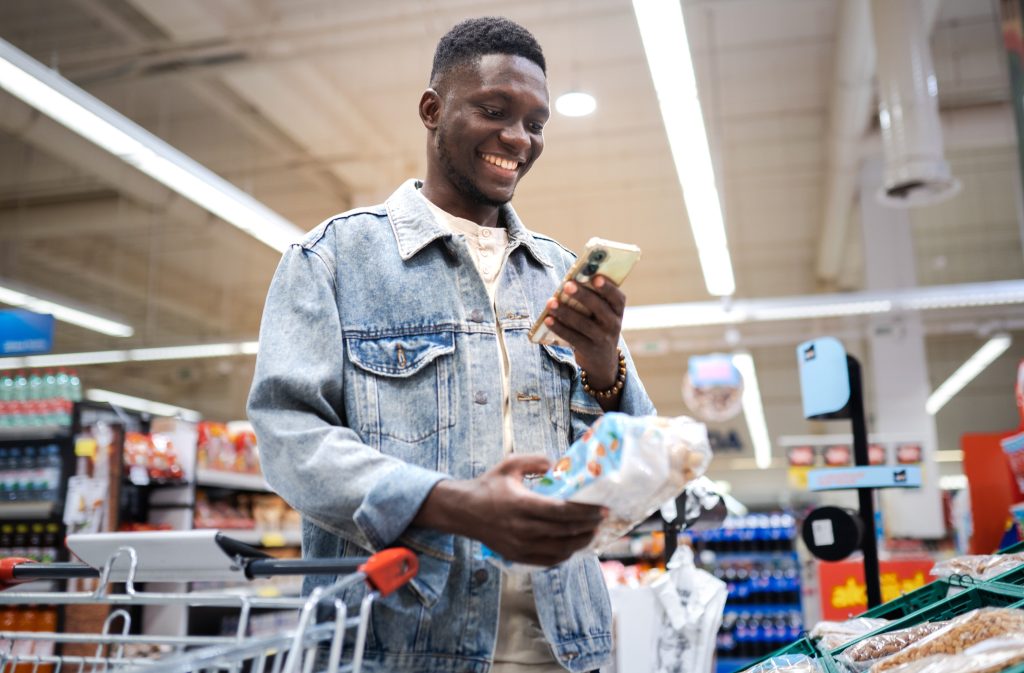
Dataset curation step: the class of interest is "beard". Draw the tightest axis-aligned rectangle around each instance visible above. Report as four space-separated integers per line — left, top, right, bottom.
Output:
436 126 512 208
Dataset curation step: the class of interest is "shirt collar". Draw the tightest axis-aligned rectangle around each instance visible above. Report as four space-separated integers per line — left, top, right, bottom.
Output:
384 179 553 267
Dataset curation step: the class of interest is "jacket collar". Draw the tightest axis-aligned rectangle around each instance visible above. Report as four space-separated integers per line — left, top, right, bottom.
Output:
385 179 553 267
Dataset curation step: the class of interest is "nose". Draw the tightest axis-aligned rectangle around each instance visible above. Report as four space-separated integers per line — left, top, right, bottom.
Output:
498 121 530 153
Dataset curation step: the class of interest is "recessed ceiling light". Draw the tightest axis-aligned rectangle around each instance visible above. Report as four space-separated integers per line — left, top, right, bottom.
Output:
555 92 597 117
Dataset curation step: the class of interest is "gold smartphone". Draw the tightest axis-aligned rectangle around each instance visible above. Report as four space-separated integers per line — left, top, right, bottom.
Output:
528 237 642 347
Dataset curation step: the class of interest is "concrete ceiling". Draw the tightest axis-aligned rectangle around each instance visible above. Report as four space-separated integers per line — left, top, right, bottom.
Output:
1 0 1023 496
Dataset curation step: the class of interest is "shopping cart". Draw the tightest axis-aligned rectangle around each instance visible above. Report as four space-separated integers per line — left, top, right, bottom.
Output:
0 530 417 673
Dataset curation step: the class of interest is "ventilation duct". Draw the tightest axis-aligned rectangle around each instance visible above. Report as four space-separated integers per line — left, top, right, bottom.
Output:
870 0 960 206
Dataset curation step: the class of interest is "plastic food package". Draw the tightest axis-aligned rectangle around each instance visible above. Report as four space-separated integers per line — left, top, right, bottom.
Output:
810 618 891 650
531 412 711 553
930 553 1024 581
745 654 821 673
650 546 727 673
871 608 1024 673
879 636 1024 673
836 621 947 670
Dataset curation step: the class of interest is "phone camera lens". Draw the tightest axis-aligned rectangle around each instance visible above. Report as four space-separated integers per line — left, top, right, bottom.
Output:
590 249 607 263
585 262 600 275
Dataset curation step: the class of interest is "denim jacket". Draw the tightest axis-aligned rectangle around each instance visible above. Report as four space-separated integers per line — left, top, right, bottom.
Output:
247 180 656 672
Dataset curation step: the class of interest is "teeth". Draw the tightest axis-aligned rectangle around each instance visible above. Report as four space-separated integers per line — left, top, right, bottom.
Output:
483 154 518 171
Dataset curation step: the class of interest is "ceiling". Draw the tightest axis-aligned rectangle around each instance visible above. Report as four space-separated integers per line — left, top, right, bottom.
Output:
1 0 1022 495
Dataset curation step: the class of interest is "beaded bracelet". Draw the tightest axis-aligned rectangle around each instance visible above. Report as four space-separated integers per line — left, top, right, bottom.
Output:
580 349 627 400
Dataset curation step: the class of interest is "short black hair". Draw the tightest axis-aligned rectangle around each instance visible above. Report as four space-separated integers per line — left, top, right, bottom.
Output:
430 17 546 91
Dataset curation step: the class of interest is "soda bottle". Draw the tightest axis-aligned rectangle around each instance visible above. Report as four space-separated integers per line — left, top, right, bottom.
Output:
68 370 82 403
54 370 69 401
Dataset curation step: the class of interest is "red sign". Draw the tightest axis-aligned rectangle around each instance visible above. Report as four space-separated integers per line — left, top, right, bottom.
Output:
817 559 935 620
824 444 852 466
896 443 923 464
788 445 816 467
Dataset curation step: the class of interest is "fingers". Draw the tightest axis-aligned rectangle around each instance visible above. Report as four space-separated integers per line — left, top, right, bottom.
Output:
545 278 624 342
496 453 551 478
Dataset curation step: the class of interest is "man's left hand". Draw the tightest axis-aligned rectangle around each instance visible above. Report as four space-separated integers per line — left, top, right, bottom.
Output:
543 275 624 406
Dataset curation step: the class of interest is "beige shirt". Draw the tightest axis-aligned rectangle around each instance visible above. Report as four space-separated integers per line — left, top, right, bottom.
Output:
420 194 563 671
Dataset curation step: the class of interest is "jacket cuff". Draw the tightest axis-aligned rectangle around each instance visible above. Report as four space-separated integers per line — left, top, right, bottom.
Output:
353 462 447 549
353 463 453 607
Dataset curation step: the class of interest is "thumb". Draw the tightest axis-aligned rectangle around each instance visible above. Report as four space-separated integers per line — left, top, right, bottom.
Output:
496 453 552 478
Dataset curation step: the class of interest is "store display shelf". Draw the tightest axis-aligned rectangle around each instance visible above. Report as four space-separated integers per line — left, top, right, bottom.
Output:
195 469 272 492
0 501 55 520
0 425 70 440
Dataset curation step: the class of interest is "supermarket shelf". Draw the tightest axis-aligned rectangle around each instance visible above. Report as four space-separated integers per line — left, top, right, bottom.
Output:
208 528 302 548
0 425 70 440
195 469 272 492
0 501 55 520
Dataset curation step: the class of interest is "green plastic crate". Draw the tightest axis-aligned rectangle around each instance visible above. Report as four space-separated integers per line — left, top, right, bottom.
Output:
737 637 837 673
831 586 1024 658
986 562 1024 596
856 578 960 621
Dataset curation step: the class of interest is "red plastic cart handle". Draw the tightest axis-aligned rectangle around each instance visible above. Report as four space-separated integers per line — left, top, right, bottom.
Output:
358 548 418 596
0 558 35 590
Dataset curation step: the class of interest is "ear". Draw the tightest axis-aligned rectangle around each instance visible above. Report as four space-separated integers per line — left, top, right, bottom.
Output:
419 89 442 130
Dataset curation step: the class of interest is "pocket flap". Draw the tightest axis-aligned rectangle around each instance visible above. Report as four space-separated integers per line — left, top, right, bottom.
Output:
347 332 455 377
541 343 576 368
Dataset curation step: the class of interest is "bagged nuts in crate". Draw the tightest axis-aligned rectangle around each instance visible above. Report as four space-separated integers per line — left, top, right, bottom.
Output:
870 608 1024 673
930 554 1024 582
531 412 711 553
836 622 948 671
809 617 892 651
879 637 1024 673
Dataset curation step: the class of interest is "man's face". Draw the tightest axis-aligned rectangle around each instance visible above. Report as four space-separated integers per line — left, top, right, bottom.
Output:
433 54 549 208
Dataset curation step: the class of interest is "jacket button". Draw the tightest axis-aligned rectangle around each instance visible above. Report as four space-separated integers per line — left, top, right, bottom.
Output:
474 568 489 585
469 309 484 322
474 391 488 405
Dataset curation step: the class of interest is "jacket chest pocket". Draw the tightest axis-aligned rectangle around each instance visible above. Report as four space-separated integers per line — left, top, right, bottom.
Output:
346 332 457 445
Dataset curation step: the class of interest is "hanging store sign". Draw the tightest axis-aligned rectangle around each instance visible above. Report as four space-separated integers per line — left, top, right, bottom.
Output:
807 465 922 492
0 309 54 356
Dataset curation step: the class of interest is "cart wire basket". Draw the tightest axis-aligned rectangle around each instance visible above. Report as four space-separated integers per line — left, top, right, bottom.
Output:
0 531 417 673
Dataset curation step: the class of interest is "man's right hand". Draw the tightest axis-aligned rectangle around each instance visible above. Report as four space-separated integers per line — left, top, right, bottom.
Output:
412 454 606 566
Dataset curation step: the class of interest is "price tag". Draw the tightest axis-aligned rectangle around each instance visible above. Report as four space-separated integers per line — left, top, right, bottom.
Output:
261 532 286 548
75 438 98 458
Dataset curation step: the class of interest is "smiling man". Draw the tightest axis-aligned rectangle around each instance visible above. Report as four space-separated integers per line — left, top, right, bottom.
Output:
248 16 655 673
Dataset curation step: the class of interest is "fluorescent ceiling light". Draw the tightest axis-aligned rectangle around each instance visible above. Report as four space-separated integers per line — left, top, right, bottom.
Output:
0 39 301 252
86 388 201 422
0 283 133 337
632 0 735 297
555 92 597 117
925 333 1012 415
622 279 1024 331
732 352 772 469
0 341 259 369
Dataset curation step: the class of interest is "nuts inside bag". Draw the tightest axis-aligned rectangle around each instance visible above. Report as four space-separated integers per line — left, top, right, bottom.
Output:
870 608 1024 673
531 412 711 553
